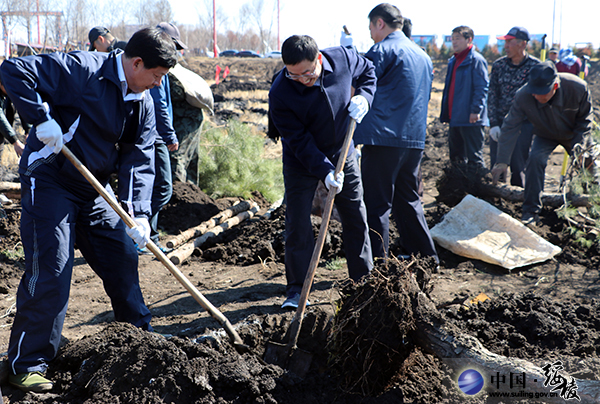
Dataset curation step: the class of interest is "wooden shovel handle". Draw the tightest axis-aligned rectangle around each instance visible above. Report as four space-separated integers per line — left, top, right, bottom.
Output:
287 118 357 350
61 146 247 352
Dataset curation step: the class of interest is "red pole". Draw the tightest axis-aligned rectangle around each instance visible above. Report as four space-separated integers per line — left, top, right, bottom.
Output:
213 0 217 57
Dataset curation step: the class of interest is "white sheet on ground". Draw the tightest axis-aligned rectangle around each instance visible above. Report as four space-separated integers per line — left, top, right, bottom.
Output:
430 194 561 270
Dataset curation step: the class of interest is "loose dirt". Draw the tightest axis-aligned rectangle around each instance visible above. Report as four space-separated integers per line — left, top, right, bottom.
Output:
0 56 599 403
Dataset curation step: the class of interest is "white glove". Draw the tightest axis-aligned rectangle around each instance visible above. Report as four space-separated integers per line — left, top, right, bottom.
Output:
36 118 63 154
324 171 344 194
340 31 353 47
126 217 151 248
489 126 501 142
348 95 369 123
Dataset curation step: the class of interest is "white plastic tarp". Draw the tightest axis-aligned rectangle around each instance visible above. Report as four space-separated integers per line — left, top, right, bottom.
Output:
430 194 561 270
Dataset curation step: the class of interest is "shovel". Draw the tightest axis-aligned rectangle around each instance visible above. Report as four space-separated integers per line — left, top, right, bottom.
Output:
264 118 358 377
60 145 248 353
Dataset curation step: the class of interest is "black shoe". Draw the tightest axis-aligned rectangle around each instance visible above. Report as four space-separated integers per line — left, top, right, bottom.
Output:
521 213 539 226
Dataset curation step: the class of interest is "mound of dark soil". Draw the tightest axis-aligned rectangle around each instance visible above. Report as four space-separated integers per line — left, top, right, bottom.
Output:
201 205 345 266
440 292 600 380
19 259 465 404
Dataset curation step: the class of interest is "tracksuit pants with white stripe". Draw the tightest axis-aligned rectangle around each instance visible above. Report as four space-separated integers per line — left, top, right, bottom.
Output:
8 172 152 375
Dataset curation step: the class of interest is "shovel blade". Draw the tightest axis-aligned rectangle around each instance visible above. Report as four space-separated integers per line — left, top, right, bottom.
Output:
264 341 313 378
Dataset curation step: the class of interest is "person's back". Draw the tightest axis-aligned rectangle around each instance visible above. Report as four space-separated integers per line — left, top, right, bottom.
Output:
354 3 438 263
354 29 432 148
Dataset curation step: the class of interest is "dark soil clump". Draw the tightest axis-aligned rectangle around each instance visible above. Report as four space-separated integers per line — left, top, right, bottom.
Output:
440 291 600 380
201 204 345 266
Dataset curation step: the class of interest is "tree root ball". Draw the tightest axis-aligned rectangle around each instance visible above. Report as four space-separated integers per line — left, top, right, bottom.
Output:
327 257 437 396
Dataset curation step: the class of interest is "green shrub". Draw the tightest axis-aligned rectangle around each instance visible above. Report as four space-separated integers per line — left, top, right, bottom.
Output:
196 120 284 202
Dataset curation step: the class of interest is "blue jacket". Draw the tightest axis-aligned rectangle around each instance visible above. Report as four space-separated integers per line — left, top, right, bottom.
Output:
269 46 376 181
1 51 156 218
354 31 432 149
440 47 489 126
149 74 178 145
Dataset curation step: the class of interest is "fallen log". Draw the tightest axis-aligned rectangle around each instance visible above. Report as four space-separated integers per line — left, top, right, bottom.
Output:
331 260 600 402
165 200 253 249
413 291 600 403
483 183 591 208
0 182 19 192
168 202 259 265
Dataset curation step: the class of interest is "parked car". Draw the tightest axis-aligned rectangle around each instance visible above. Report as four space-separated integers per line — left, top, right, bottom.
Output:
237 50 262 58
219 49 239 57
265 51 282 59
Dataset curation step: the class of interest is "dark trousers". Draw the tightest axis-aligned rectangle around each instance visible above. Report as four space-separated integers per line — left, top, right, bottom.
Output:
361 145 438 262
448 125 486 168
524 135 577 216
150 142 173 243
490 121 533 187
283 154 372 297
9 173 152 375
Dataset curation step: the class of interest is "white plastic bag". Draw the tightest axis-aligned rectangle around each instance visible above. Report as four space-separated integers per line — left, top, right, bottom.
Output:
169 63 214 115
430 194 561 270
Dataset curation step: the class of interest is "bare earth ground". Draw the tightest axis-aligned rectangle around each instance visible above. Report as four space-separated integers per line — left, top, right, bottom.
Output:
0 57 598 403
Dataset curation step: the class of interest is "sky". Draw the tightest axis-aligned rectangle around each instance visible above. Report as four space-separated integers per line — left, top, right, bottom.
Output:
171 0 600 52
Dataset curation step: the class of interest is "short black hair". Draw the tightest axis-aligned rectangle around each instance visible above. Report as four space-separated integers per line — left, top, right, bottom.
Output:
368 3 403 30
452 26 474 40
124 27 177 69
402 18 412 38
281 35 319 66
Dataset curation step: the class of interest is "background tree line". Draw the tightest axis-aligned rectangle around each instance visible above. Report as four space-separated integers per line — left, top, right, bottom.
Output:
0 0 278 55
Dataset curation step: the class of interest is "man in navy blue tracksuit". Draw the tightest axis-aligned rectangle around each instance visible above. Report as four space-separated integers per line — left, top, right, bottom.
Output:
269 35 376 309
1 28 177 392
355 3 438 263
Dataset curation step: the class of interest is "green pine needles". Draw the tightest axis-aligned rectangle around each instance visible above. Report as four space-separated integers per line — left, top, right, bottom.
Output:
196 120 284 202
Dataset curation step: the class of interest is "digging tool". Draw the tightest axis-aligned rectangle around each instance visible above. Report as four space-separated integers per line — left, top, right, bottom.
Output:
264 118 358 377
60 145 248 353
540 34 547 62
558 147 569 191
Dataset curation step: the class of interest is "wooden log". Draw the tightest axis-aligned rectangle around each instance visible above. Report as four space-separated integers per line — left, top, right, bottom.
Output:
167 240 196 266
165 200 253 249
167 202 259 265
0 182 19 192
482 183 591 208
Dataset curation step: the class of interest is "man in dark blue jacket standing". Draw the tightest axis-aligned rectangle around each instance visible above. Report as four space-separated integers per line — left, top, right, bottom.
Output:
269 35 376 309
1 27 177 392
355 3 438 263
440 25 489 168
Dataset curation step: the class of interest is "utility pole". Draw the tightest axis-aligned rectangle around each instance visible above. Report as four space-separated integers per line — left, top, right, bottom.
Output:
213 0 217 57
552 0 555 46
277 0 280 50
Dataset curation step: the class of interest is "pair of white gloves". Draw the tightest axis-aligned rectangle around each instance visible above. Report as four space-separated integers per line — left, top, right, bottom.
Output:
36 118 152 248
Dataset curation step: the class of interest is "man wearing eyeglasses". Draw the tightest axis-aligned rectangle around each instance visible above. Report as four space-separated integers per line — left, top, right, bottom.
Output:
269 34 376 309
